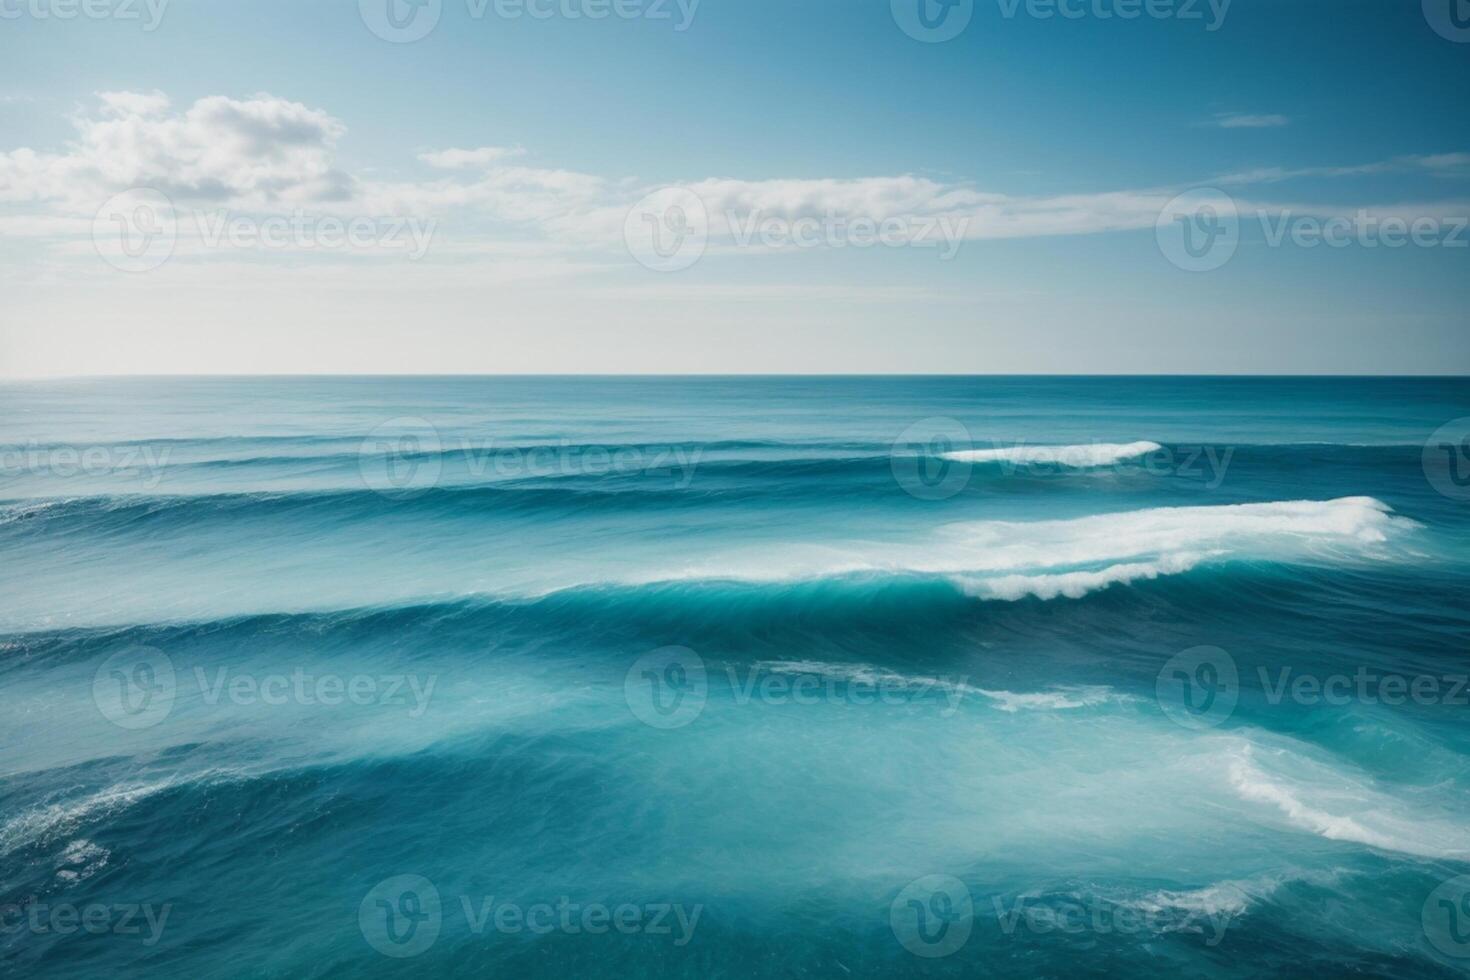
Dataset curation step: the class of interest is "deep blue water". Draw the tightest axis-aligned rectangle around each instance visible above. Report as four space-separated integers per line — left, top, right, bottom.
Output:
2 375 1470 978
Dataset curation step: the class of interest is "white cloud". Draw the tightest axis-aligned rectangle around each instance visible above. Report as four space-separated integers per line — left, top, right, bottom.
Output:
0 91 350 208
1215 153 1470 185
1213 112 1290 129
96 89 171 117
2 90 1466 272
418 146 526 169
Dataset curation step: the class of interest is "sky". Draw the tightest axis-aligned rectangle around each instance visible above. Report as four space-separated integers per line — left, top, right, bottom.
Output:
0 0 1467 376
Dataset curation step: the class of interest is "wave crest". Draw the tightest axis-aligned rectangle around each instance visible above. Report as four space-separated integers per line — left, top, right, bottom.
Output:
943 441 1163 467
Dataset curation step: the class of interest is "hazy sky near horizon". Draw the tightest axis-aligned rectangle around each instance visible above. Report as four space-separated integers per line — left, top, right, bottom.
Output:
0 0 1467 376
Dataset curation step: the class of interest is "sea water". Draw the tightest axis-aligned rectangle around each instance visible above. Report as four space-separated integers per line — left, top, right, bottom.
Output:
1 375 1469 977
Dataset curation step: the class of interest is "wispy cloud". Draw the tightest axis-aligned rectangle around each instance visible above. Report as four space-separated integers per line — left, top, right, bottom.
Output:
1215 154 1470 185
1211 112 1290 129
417 146 526 169
3 90 1466 272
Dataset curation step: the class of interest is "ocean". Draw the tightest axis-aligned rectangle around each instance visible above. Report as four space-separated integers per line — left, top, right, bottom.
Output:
2 375 1469 978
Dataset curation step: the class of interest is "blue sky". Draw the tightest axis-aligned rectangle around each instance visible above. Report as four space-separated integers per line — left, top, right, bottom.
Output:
0 0 1467 375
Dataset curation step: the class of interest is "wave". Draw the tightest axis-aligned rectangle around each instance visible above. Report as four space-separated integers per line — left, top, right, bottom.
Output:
943 440 1163 467
1224 742 1470 861
747 659 1127 712
0 780 175 858
0 497 1420 638
642 497 1415 598
958 552 1212 601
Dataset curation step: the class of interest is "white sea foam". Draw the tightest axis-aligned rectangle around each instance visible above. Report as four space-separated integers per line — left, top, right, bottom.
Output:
1225 744 1470 860
55 838 111 884
959 552 1210 601
749 660 1124 712
970 684 1124 712
643 497 1414 602
0 781 172 857
1124 881 1253 919
942 440 1163 467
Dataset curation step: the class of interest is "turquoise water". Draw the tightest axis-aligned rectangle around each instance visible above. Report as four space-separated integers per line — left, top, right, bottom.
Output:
2 375 1469 978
